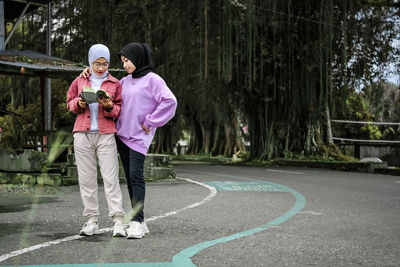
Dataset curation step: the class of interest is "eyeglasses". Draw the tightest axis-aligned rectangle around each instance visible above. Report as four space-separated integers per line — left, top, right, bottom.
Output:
93 62 109 68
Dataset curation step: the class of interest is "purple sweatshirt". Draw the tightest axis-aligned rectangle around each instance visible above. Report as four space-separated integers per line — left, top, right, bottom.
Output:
116 72 177 155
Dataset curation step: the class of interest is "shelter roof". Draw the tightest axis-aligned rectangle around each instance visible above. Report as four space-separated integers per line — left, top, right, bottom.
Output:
4 0 53 22
0 50 125 79
0 49 84 78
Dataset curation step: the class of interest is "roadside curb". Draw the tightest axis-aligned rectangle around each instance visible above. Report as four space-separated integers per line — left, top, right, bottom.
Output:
274 159 400 176
173 157 400 176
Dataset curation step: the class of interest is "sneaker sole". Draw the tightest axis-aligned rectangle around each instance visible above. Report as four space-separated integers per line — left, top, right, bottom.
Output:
80 231 93 236
127 234 143 239
113 232 127 237
80 229 100 236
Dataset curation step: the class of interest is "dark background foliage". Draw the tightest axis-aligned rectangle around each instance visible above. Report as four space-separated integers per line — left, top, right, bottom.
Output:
1 0 399 160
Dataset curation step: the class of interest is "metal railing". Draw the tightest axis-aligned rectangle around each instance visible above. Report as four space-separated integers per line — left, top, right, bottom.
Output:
331 120 400 145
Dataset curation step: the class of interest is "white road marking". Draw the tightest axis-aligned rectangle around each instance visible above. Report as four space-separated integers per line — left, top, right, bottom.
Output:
297 210 322 215
395 181 400 183
0 235 83 263
0 177 217 263
146 177 217 222
265 169 304 175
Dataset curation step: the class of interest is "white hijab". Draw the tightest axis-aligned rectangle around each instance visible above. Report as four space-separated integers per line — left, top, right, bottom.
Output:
88 44 110 79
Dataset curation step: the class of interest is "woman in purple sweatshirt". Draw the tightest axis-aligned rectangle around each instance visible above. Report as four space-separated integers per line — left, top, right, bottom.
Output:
116 43 177 239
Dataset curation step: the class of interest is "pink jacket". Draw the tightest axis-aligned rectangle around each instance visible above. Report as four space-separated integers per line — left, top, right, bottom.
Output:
66 74 122 133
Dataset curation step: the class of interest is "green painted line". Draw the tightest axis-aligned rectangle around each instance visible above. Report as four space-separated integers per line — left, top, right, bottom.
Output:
204 181 287 192
9 179 305 267
172 180 306 266
20 264 175 267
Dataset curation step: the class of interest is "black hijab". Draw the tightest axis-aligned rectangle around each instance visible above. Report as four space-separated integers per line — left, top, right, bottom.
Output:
118 42 154 78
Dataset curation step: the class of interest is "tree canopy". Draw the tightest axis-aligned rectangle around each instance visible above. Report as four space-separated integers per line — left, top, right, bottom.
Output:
1 0 399 160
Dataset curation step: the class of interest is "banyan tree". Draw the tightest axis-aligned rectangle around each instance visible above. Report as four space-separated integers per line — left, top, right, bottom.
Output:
190 0 399 160
2 0 399 159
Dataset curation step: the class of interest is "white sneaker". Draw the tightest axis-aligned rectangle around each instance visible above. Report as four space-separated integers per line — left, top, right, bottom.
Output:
113 221 126 237
142 222 149 235
80 221 99 236
126 221 145 239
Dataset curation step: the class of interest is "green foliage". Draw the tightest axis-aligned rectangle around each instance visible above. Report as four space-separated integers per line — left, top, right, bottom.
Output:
361 124 382 139
50 79 75 131
0 103 42 153
285 149 358 162
334 92 383 140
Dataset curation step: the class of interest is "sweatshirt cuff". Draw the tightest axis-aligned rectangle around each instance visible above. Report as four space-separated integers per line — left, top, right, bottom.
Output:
144 117 152 129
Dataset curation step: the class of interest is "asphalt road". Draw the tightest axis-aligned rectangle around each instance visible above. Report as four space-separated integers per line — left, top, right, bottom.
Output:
0 164 399 266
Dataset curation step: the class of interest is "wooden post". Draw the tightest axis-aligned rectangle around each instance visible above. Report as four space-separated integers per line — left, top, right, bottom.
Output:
0 0 4 50
45 2 52 150
40 75 47 152
354 144 360 159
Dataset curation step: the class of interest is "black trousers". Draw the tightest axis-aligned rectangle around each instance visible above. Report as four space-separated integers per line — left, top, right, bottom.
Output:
116 136 146 223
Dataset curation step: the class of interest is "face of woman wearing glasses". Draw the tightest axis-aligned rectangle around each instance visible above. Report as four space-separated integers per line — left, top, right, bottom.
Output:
92 57 109 76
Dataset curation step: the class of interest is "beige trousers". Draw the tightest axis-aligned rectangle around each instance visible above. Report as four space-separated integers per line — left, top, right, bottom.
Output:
74 132 125 222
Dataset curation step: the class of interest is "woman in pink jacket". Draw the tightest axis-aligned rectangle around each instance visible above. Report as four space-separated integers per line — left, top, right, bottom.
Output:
67 44 126 238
